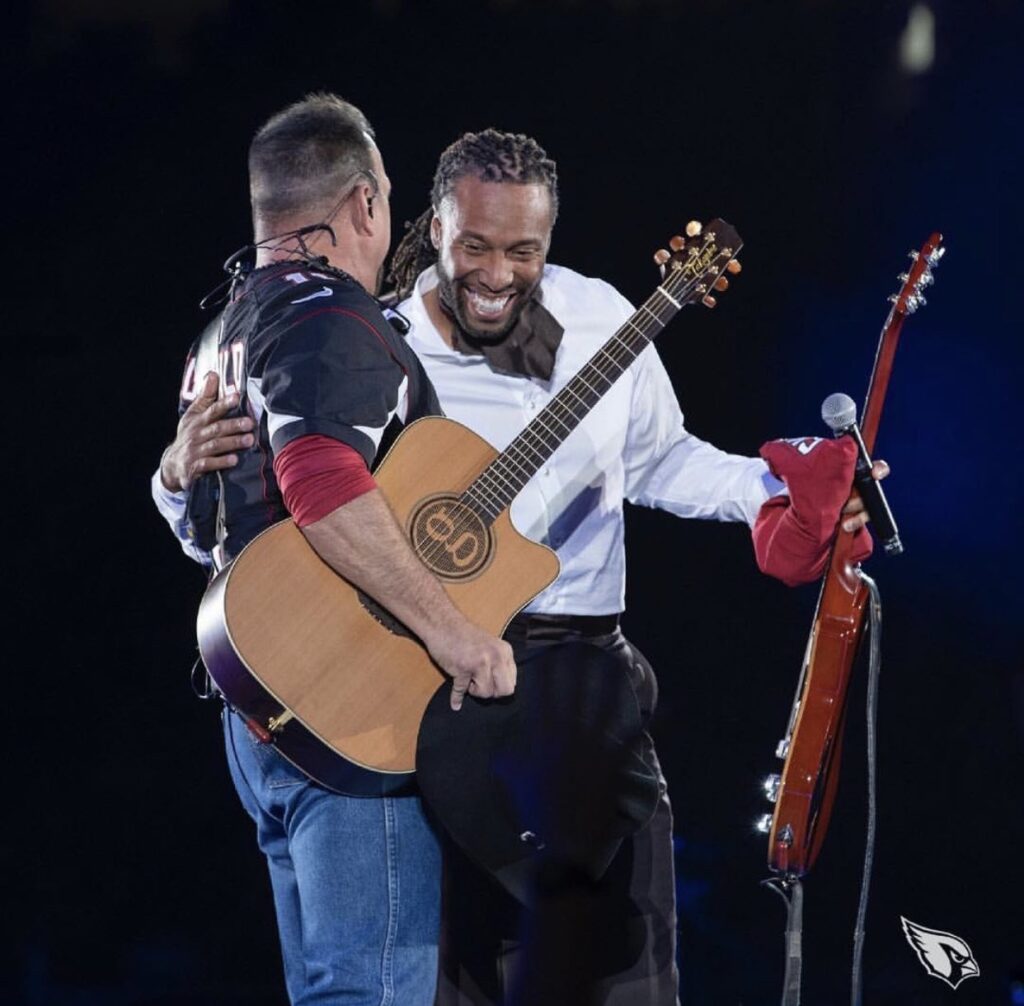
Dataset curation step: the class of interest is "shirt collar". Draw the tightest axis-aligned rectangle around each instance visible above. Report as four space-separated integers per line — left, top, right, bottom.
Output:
402 266 455 359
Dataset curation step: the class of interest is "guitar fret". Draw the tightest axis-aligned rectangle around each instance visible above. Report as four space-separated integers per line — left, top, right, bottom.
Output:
560 383 590 413
511 433 547 464
491 453 528 487
574 370 606 397
469 482 502 514
638 302 666 327
535 409 572 436
473 466 509 502
622 317 652 342
598 337 637 369
473 467 516 508
462 487 499 521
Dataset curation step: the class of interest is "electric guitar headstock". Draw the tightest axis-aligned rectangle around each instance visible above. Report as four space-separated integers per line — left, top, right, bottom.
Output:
652 219 744 310
888 232 945 316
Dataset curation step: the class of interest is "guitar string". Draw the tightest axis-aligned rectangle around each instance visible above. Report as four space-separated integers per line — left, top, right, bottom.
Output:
412 249 717 570
413 240 729 569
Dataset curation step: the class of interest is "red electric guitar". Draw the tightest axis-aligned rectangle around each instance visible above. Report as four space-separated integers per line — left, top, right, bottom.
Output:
758 232 945 876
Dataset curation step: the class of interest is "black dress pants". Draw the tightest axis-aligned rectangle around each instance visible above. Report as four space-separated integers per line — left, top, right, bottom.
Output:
435 617 681 1006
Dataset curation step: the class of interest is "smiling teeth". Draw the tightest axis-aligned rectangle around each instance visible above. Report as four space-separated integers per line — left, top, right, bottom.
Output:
467 291 512 317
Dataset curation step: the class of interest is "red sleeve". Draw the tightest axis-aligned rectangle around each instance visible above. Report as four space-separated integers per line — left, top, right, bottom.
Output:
752 436 872 587
273 434 377 527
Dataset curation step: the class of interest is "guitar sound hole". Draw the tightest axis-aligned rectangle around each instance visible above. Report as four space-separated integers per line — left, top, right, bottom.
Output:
357 591 416 640
408 495 494 581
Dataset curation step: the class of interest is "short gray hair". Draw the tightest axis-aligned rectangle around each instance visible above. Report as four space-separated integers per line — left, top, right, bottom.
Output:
248 92 377 227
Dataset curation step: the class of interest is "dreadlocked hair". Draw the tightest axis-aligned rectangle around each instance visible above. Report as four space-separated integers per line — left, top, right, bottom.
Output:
388 129 559 301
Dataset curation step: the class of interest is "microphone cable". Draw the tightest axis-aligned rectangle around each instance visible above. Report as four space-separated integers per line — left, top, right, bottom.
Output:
850 567 883 1006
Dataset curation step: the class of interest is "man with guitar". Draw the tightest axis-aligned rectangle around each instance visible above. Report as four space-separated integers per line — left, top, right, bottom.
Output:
157 122 884 1004
154 95 515 1005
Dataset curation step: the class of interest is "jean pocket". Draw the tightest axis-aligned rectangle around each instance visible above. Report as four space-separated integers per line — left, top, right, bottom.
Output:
262 745 310 790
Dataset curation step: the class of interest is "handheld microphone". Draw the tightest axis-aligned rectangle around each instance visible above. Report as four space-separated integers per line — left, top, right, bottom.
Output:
821 392 904 556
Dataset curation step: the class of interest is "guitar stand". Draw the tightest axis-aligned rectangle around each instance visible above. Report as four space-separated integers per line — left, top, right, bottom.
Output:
762 874 804 1006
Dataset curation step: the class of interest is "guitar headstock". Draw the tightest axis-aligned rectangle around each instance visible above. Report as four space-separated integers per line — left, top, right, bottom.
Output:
888 232 944 315
653 219 744 309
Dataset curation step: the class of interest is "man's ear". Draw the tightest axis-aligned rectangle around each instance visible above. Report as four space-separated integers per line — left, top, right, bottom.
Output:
353 182 377 235
430 215 442 250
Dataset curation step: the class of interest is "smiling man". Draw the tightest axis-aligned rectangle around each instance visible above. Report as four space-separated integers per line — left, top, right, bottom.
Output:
385 130 882 1006
390 131 711 1006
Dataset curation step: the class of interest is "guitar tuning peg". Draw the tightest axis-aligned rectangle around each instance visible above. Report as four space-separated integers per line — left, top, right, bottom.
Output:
653 248 671 267
726 259 742 275
702 294 717 309
897 272 909 283
927 246 946 266
685 220 703 237
669 235 686 252
919 270 934 286
713 276 729 292
762 774 781 803
908 250 920 261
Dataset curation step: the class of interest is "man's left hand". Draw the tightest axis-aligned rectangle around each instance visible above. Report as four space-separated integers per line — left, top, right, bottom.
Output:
159 371 255 492
840 460 890 533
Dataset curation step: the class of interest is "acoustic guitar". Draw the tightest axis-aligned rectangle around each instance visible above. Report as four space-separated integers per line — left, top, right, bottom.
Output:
198 220 743 795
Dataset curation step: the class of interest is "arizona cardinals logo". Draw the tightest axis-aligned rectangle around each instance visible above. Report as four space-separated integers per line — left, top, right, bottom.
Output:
780 436 823 456
900 916 980 989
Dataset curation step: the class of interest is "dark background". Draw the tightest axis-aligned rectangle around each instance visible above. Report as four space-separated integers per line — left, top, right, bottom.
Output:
8 1 1022 1003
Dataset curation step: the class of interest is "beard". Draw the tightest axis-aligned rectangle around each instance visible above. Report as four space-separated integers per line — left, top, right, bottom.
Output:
435 258 539 343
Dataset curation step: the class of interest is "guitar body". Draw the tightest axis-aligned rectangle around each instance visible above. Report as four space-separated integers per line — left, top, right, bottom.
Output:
198 416 560 795
768 553 869 875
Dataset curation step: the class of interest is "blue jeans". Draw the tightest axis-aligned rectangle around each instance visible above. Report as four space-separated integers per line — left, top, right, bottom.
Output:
223 708 442 1005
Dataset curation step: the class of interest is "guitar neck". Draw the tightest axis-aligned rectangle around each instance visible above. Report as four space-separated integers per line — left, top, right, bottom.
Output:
860 233 943 455
462 288 677 519
461 228 740 522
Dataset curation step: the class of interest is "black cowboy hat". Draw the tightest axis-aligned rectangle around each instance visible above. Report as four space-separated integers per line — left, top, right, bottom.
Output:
416 641 662 905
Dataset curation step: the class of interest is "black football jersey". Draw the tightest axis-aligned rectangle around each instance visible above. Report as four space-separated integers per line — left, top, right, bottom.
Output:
177 260 440 561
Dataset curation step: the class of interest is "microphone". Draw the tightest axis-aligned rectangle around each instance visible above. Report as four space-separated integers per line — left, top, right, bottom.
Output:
821 392 904 556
